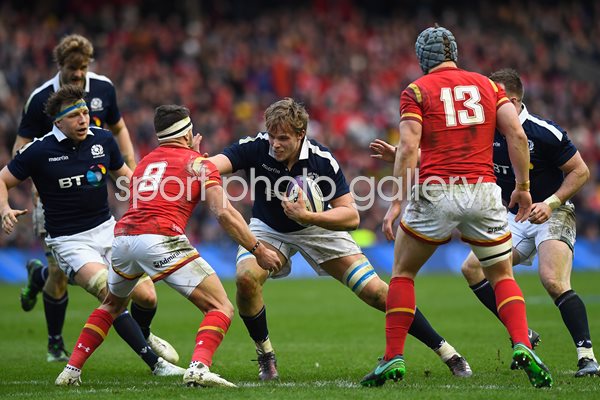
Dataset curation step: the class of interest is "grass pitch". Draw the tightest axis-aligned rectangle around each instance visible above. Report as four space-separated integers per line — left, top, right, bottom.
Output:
1 272 599 399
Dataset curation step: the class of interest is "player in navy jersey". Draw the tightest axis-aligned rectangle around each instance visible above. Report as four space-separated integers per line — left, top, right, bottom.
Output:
13 34 142 363
460 69 598 377
0 85 183 380
208 97 472 381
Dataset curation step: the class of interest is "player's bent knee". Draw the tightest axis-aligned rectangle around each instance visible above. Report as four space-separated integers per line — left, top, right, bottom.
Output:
44 263 68 296
342 257 377 296
471 239 512 268
85 269 108 299
131 276 157 308
218 299 235 319
236 268 264 293
541 277 569 299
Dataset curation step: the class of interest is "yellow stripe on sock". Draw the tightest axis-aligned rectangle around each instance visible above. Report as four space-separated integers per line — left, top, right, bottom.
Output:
497 296 524 311
84 323 107 339
386 307 415 315
198 326 225 335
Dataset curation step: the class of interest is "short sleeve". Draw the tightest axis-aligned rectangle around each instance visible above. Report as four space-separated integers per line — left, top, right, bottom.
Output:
191 158 222 189
105 85 122 126
317 157 350 201
106 133 125 170
7 143 36 180
399 83 423 124
221 134 266 172
18 95 49 139
543 127 578 167
489 79 510 110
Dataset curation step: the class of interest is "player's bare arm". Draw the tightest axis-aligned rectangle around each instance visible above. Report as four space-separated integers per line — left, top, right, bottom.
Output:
204 184 282 273
529 151 589 224
207 154 234 175
109 164 133 181
282 192 359 231
0 167 28 234
496 102 532 222
108 118 136 169
380 120 421 241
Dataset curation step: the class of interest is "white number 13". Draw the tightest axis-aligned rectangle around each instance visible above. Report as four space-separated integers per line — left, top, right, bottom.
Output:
440 85 484 127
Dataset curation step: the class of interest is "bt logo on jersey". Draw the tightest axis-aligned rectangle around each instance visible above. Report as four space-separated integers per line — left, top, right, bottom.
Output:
58 175 85 188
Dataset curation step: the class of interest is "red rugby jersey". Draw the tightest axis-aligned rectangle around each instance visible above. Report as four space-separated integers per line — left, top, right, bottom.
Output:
115 145 222 236
400 67 510 183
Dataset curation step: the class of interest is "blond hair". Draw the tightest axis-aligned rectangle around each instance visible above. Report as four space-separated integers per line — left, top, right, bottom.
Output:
264 98 308 136
53 34 94 66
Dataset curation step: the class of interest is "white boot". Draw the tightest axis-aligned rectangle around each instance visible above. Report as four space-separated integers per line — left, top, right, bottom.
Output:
147 333 180 364
153 357 186 376
55 366 82 386
183 362 237 388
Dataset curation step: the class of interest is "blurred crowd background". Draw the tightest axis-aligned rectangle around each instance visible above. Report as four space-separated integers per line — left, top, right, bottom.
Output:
1 0 600 249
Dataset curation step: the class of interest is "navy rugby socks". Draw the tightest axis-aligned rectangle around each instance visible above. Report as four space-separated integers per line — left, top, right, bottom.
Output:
469 279 500 318
113 311 159 368
241 306 270 343
130 302 157 339
555 290 593 349
409 308 446 350
43 291 68 344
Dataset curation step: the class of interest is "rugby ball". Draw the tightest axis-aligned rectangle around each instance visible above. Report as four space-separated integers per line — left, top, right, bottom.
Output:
286 176 324 213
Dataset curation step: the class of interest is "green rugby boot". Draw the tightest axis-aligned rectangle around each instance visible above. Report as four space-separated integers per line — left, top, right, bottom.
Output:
512 343 553 388
360 355 405 387
20 259 44 312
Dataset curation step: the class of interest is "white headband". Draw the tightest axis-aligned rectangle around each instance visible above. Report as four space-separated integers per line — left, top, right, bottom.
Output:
156 116 192 142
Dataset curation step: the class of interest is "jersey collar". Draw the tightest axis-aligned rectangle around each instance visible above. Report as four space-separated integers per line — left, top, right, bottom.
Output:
518 103 530 125
52 72 91 93
51 124 94 142
268 136 310 160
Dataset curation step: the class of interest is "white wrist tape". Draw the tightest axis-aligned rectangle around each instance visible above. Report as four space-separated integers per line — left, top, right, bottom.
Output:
543 194 561 211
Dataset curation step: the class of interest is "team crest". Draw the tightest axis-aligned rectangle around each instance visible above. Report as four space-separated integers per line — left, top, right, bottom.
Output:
90 97 103 111
306 171 319 181
528 140 534 152
91 144 105 158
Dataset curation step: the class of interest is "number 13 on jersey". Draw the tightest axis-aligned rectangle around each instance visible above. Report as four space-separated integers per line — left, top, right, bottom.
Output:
440 85 484 127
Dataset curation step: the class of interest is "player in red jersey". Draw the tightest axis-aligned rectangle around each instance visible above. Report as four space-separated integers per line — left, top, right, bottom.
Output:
361 25 552 388
55 105 282 387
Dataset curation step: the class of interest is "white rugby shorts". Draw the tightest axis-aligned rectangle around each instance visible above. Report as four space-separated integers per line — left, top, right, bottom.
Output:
44 217 115 280
400 183 512 266
236 218 363 278
32 199 46 236
109 234 215 298
510 203 576 266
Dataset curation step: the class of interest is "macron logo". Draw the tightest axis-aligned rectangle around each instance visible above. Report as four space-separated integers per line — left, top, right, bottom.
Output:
49 155 69 162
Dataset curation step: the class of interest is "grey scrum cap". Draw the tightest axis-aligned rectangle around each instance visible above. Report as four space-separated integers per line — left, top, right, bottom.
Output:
415 25 458 74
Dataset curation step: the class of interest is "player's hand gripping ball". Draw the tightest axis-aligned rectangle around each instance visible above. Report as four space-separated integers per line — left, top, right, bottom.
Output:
285 176 324 213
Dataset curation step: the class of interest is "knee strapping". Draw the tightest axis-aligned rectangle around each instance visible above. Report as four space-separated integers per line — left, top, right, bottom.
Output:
342 257 376 294
133 275 152 288
85 269 108 298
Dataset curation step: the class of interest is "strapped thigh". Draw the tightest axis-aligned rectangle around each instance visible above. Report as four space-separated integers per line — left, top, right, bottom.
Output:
85 268 108 297
469 236 513 267
342 256 377 294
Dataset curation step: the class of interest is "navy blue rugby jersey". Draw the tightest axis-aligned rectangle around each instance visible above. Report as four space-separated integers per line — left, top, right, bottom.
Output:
222 133 350 232
8 126 124 237
493 104 577 213
18 72 122 139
